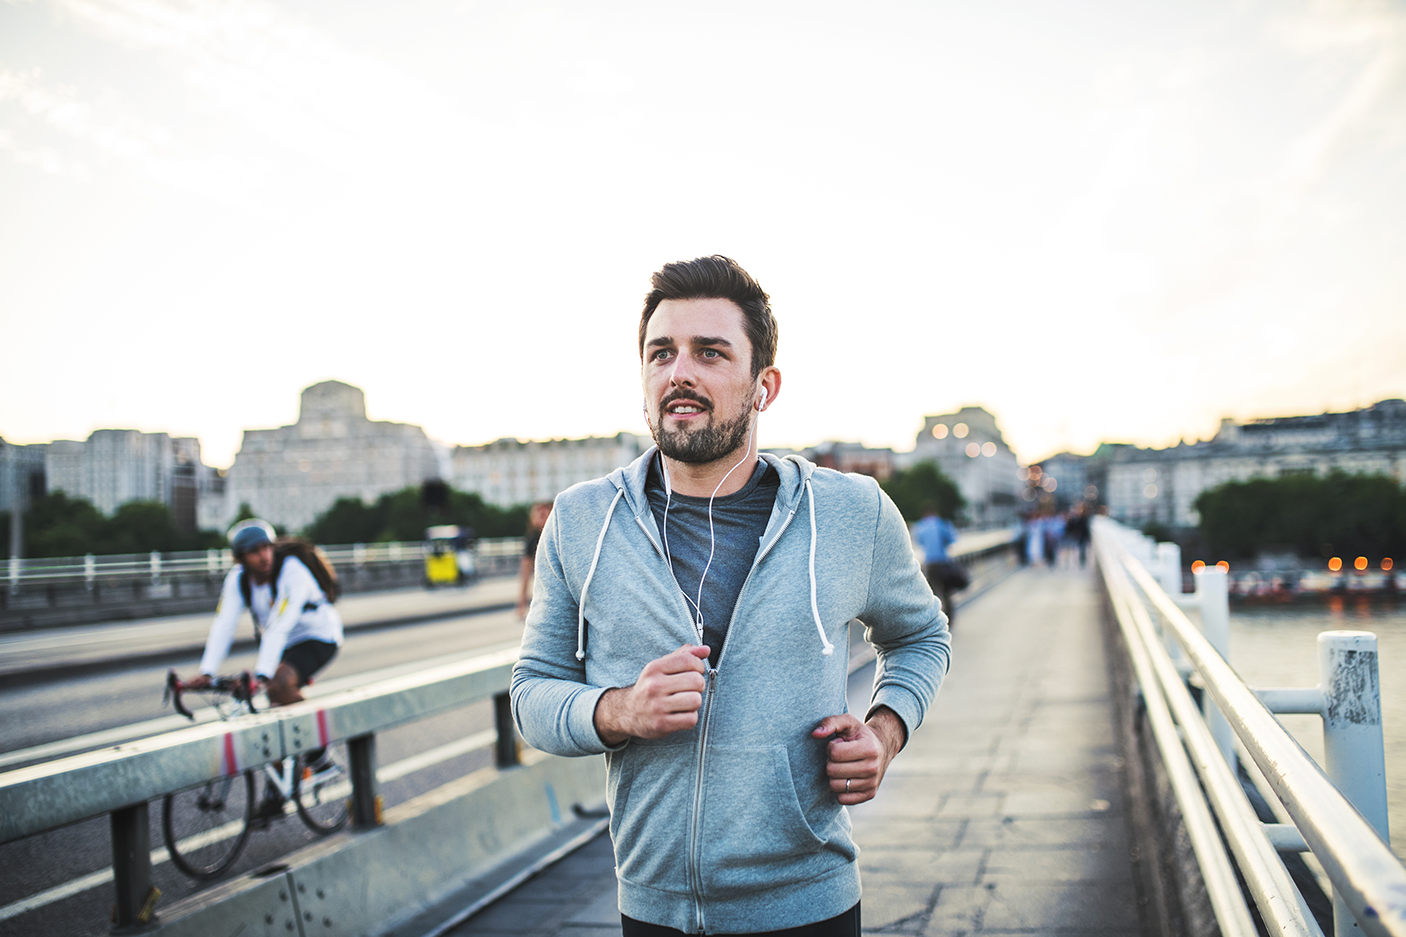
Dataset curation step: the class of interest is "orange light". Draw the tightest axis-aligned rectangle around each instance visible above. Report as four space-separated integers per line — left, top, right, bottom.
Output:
1191 560 1205 572
1384 558 1395 571
1215 561 1229 572
1328 557 1343 571
1355 556 1369 571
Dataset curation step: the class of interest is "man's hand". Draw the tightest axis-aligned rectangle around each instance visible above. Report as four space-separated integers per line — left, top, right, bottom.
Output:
812 706 907 806
594 645 710 746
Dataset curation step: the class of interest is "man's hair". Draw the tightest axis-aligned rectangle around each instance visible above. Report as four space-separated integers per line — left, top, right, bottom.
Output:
639 255 778 379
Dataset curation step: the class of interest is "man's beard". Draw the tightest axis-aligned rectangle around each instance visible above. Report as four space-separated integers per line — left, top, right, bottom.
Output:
651 393 753 465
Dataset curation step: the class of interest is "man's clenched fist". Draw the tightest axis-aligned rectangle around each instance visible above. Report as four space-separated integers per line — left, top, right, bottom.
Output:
594 645 710 746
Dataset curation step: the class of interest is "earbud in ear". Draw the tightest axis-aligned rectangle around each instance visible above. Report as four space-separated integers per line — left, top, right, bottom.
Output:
758 387 768 411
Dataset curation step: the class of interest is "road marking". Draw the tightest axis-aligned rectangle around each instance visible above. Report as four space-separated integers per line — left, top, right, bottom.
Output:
0 729 498 922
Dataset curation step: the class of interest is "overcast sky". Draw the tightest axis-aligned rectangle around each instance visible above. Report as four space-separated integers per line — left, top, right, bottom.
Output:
2 0 1404 469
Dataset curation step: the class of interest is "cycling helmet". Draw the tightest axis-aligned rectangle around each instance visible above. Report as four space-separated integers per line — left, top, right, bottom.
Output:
228 519 276 557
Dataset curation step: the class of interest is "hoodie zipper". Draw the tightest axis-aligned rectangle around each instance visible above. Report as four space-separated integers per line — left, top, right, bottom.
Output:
620 465 813 932
684 492 806 932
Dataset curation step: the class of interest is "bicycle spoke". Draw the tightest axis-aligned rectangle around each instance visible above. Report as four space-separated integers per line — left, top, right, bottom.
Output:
162 772 254 880
293 742 351 834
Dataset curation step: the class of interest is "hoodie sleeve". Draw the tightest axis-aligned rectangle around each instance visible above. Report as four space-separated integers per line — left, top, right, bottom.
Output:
860 485 951 740
510 506 627 757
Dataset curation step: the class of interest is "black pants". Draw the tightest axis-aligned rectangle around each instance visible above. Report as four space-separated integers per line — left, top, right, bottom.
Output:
622 903 860 937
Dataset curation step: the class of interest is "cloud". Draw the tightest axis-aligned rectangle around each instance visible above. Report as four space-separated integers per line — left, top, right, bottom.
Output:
49 0 473 171
0 65 263 200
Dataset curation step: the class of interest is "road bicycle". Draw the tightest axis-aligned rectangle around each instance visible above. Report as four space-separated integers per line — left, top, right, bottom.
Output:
161 670 351 880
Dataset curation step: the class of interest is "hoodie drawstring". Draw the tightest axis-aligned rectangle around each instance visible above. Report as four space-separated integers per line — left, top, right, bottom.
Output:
805 478 836 657
575 475 833 661
577 488 625 661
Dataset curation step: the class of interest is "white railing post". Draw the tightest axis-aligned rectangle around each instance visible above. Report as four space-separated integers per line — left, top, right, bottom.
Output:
149 551 161 586
1156 542 1182 595
206 549 219 575
354 543 366 569
84 554 96 590
1155 542 1189 669
7 557 17 596
1319 631 1389 937
1194 566 1236 771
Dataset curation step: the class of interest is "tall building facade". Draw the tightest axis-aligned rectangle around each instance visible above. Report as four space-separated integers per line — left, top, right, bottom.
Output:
39 430 217 530
221 381 440 532
900 406 1022 526
0 438 47 515
1103 399 1406 527
450 433 645 508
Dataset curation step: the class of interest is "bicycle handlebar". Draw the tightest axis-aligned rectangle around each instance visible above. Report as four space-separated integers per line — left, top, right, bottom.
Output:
164 670 258 720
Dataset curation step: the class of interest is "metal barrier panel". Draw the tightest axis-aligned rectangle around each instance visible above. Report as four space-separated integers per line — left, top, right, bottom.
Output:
0 648 519 844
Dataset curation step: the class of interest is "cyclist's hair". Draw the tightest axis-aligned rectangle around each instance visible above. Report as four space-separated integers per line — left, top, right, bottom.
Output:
639 255 777 379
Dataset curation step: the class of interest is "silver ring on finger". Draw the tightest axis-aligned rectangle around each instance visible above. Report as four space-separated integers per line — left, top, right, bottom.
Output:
845 779 851 793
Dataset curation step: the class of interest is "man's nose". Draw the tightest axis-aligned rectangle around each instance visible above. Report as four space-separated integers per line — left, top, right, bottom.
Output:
665 352 698 388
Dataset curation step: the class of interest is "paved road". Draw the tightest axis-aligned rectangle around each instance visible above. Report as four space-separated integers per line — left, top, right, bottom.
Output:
0 590 527 937
446 564 1142 936
0 577 519 681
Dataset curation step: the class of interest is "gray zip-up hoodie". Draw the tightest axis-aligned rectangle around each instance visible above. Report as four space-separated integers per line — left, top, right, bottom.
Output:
511 449 950 934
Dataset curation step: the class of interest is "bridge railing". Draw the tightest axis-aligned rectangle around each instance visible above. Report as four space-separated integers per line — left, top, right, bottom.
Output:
1094 517 1403 937
1 539 527 625
4 537 526 588
0 647 521 931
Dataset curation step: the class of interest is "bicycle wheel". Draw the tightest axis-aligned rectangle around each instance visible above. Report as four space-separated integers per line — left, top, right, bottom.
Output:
162 771 255 880
293 744 351 834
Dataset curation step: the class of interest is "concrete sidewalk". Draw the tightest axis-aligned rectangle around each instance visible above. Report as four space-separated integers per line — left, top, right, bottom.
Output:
446 565 1144 936
0 577 518 680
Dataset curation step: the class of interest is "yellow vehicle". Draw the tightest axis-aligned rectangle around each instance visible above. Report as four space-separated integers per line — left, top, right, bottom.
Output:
424 525 476 587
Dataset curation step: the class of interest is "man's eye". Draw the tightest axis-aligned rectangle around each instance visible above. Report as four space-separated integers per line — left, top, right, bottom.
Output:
701 349 720 359
652 349 673 361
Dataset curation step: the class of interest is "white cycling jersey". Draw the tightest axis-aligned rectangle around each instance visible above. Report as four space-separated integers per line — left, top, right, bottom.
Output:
200 556 344 679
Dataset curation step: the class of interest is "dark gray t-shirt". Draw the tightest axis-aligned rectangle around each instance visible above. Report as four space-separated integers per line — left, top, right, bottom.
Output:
646 456 780 667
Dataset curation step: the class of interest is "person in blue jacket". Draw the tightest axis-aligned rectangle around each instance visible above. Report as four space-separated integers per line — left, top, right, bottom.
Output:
511 255 951 936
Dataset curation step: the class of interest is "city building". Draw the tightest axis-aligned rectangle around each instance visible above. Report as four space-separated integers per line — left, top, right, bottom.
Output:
762 442 897 481
39 430 218 530
1101 399 1406 528
450 433 646 508
0 438 47 516
900 406 1022 527
221 381 440 532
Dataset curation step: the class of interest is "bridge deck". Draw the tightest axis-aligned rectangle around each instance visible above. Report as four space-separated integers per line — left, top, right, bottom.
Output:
449 565 1144 936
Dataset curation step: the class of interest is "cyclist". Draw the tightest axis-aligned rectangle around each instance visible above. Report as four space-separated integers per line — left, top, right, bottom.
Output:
186 519 345 821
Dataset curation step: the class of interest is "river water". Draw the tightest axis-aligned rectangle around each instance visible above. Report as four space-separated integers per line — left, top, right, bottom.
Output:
1227 596 1406 858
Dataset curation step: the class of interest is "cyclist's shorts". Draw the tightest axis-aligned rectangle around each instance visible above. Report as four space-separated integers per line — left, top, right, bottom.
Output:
281 640 338 686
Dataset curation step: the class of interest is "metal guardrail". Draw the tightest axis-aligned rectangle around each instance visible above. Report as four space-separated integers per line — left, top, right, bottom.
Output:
1094 517 1403 937
0 647 520 930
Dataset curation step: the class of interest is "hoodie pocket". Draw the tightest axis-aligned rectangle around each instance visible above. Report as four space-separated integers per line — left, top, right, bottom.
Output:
611 742 695 892
698 744 855 897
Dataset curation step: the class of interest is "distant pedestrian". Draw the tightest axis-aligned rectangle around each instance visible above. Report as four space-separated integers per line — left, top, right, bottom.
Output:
912 501 965 627
1026 512 1044 565
516 501 553 619
1044 511 1065 567
1065 503 1091 568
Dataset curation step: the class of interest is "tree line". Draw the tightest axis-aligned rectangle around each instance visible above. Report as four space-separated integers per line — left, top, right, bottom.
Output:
1194 471 1406 561
0 493 224 558
2 482 533 559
